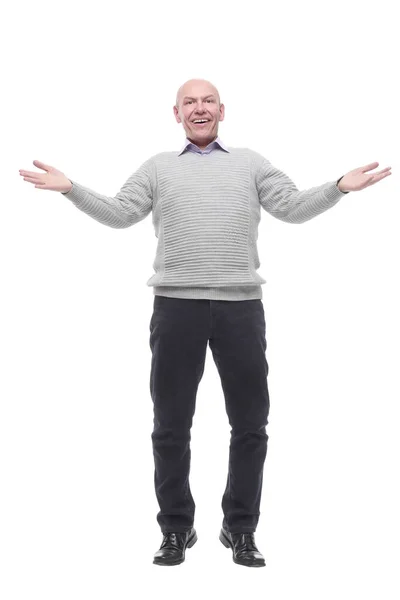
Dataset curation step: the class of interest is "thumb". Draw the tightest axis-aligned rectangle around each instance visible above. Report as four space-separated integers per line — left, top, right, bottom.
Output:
33 160 53 172
360 161 379 173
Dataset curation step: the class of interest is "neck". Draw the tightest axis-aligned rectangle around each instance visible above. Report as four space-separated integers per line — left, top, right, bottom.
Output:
188 134 218 151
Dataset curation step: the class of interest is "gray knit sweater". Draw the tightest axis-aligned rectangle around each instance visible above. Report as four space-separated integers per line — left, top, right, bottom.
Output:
61 141 348 301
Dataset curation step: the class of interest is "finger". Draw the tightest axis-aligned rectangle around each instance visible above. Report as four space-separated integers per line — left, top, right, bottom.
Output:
32 160 52 172
367 172 391 186
361 161 379 172
371 167 391 178
23 176 42 184
20 170 42 177
368 169 388 178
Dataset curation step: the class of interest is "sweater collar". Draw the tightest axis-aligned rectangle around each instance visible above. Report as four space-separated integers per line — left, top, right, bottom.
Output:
178 136 230 156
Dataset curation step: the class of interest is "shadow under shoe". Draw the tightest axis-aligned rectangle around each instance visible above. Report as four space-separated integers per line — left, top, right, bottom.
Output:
219 527 266 567
153 528 198 566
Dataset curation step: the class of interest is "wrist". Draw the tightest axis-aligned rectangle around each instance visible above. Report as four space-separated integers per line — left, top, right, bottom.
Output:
337 176 349 194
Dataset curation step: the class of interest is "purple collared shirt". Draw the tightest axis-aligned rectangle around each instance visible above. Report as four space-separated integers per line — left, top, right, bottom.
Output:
178 136 230 156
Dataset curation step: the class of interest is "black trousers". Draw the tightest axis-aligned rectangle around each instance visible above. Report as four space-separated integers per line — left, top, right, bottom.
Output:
149 295 270 534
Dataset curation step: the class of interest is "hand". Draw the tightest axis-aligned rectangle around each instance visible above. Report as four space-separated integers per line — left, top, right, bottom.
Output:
19 160 72 193
338 161 392 192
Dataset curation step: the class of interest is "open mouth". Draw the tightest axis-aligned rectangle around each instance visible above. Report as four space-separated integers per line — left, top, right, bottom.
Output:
192 120 210 127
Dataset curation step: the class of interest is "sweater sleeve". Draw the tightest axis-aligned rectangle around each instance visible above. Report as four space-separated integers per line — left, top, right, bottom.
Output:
256 158 348 224
60 157 155 229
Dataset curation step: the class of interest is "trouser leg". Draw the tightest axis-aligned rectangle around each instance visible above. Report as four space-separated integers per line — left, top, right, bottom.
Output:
208 299 270 533
149 296 209 533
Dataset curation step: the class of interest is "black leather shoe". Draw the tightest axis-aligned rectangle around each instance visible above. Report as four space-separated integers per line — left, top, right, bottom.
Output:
153 528 197 566
219 527 266 567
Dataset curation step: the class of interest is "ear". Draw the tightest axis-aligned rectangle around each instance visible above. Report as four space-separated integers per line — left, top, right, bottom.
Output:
173 105 181 123
219 103 225 122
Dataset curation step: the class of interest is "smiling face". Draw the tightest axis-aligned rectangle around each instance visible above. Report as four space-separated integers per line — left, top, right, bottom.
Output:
173 79 225 150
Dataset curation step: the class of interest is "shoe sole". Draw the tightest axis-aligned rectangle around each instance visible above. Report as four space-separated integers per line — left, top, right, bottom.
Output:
153 529 198 566
219 529 266 567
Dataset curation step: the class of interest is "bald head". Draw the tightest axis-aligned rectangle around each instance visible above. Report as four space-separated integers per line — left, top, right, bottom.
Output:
175 78 221 109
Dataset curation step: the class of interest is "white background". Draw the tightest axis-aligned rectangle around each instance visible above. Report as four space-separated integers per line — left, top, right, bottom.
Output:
2 0 399 597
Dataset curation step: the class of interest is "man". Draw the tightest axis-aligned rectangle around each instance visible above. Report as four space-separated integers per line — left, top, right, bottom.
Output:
19 79 392 568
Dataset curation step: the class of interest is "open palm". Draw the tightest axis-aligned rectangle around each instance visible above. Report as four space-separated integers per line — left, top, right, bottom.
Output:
19 160 72 193
339 162 392 192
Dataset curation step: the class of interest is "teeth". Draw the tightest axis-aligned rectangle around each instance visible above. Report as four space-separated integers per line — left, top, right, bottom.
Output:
194 120 208 123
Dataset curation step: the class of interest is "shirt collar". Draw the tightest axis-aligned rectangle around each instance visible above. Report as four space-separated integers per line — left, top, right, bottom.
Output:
178 136 230 156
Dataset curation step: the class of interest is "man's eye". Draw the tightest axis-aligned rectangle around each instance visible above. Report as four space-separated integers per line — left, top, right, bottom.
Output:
186 99 213 104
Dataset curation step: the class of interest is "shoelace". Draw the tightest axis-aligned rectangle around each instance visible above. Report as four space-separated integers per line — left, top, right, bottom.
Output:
233 533 258 553
160 533 184 549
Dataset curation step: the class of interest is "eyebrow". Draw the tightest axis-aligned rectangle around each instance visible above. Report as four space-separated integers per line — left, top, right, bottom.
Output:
183 95 215 100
